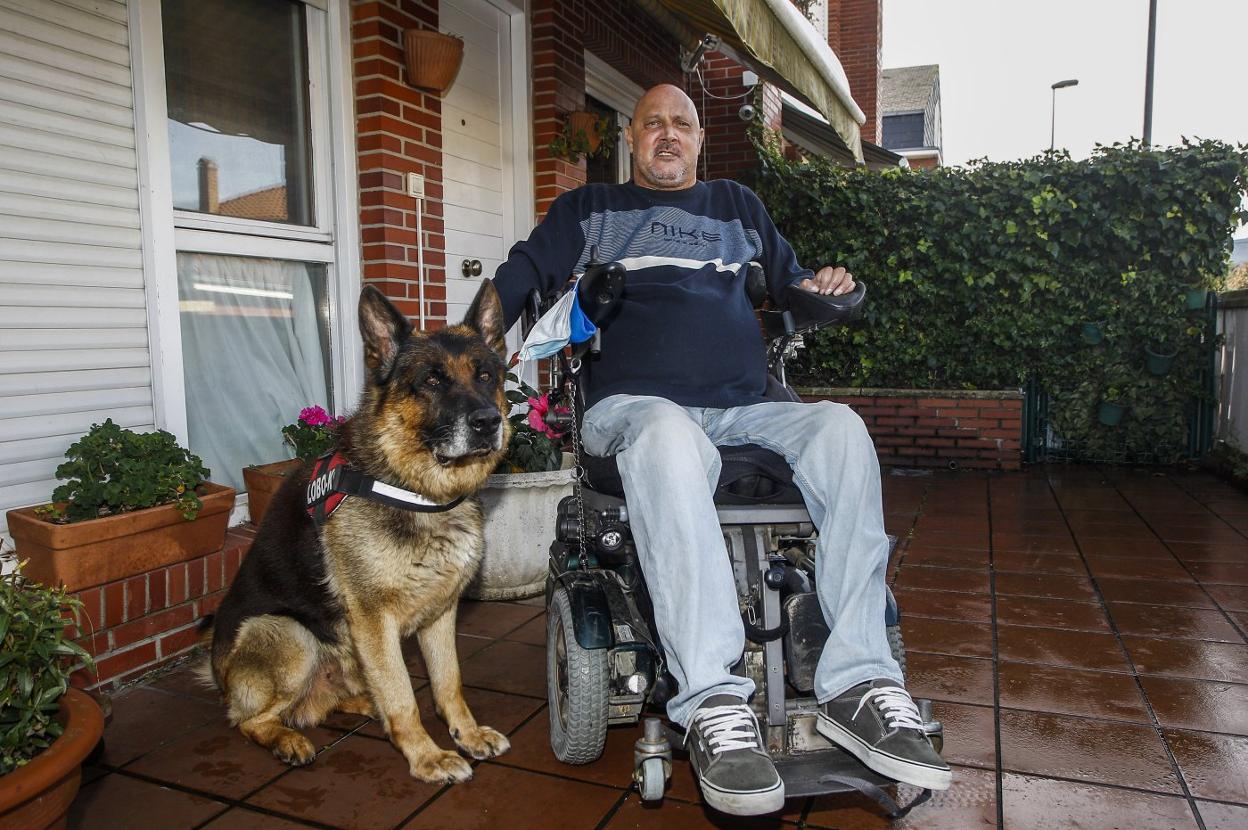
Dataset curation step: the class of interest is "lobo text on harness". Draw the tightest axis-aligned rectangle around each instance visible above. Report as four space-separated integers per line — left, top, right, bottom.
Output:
305 451 467 525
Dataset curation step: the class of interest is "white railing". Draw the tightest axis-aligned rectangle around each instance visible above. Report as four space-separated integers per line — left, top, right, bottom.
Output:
1216 290 1248 449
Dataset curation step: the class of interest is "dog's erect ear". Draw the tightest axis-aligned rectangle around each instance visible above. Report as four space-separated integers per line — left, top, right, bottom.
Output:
463 279 507 358
359 285 412 382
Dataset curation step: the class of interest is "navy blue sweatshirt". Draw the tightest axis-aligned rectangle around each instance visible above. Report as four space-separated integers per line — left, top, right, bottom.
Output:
492 179 813 409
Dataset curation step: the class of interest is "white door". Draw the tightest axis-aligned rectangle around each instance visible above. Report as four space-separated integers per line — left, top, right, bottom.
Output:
440 0 514 328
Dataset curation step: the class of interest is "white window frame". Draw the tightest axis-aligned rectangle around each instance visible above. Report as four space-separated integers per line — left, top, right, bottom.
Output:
585 51 643 184
132 0 361 517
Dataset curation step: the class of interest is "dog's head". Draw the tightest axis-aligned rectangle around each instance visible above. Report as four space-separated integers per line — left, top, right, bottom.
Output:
356 280 510 500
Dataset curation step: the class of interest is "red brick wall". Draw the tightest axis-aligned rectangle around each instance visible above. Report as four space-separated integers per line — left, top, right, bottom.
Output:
68 529 255 691
828 0 881 144
801 389 1024 471
352 0 448 329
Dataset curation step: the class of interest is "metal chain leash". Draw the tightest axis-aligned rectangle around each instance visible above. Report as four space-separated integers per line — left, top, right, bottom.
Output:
565 357 589 566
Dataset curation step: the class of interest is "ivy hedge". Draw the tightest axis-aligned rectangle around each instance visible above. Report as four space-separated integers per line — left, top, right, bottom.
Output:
752 138 1248 463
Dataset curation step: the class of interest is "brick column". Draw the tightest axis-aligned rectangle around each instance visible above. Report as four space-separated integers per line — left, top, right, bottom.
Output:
531 0 587 220
352 0 448 329
828 0 881 144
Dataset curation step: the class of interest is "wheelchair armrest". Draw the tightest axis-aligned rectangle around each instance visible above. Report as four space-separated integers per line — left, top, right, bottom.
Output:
760 281 867 340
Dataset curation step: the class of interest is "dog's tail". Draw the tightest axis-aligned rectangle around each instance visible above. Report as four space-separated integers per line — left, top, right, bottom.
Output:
193 614 219 692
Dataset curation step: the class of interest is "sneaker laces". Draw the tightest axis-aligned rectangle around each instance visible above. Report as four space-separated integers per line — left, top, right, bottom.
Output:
852 686 924 731
687 704 761 756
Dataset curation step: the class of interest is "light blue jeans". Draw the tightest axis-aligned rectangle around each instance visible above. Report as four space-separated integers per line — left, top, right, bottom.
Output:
581 394 902 727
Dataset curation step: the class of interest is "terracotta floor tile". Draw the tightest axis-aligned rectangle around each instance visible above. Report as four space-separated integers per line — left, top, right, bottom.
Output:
1095 577 1216 608
1196 801 1248 830
505 613 547 646
996 625 1130 672
997 662 1148 722
1234 612 1248 630
900 617 993 659
913 516 991 535
126 720 343 799
992 551 1088 576
98 687 222 767
998 709 1181 792
246 734 443 829
1078 538 1174 558
995 596 1111 633
904 653 995 706
1189 561 1248 586
456 600 544 638
929 702 996 770
1203 498 1248 517
1158 525 1248 545
805 765 997 830
994 572 1097 601
893 565 990 594
350 684 543 746
891 588 993 623
991 534 1079 555
1168 541 1248 562
603 793 804 828
898 545 990 569
404 634 494 678
1000 773 1198 830
459 640 547 698
1139 676 1248 735
146 663 225 702
401 762 622 829
1206 585 1248 612
912 530 989 551
1084 555 1193 582
1108 603 1244 642
200 807 317 829
1069 523 1159 542
1123 637 1248 683
1164 728 1248 803
67 773 227 830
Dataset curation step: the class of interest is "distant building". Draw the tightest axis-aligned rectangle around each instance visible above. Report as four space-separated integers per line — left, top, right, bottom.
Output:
1233 237 1248 266
881 64 943 169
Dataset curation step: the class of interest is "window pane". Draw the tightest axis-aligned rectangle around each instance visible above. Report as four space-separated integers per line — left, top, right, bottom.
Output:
178 253 332 491
163 0 314 225
585 96 625 185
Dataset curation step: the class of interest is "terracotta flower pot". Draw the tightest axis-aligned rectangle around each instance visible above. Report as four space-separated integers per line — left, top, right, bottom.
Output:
242 459 302 527
566 111 602 153
0 688 105 830
402 29 464 95
6 483 236 593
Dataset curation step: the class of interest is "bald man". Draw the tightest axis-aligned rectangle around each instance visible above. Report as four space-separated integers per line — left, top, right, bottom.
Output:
493 85 949 815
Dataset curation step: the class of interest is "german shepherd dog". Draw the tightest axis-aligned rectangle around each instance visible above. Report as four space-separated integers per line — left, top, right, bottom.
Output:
200 280 512 783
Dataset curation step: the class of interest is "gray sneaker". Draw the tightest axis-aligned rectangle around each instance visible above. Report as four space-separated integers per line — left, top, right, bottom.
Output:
685 695 785 815
815 680 952 790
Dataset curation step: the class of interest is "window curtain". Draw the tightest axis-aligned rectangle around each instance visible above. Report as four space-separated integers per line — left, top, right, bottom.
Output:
177 253 329 491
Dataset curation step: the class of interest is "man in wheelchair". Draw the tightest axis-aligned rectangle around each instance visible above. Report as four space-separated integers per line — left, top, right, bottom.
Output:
491 84 950 816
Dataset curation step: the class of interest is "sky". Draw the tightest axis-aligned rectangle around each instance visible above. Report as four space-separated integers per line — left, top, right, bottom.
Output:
880 0 1247 169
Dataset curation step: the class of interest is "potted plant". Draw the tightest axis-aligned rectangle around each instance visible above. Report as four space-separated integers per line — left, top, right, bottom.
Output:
242 406 344 526
402 29 464 95
0 565 104 830
467 367 576 601
548 111 620 163
5 419 235 593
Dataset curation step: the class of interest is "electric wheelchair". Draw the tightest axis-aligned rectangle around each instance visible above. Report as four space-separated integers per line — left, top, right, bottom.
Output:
527 257 944 815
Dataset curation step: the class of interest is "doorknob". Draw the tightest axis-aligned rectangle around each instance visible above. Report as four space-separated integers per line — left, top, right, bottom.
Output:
461 259 482 277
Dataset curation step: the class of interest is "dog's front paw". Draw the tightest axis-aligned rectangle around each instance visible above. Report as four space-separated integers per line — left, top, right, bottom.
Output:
272 731 317 766
452 725 510 760
410 749 473 784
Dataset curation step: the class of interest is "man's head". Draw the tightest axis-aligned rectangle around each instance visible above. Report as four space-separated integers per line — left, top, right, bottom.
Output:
626 84 704 190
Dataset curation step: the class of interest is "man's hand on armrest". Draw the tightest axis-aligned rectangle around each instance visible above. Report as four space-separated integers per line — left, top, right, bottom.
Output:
798 265 855 297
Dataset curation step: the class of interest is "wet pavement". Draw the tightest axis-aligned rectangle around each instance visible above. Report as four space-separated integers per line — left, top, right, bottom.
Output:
68 466 1248 829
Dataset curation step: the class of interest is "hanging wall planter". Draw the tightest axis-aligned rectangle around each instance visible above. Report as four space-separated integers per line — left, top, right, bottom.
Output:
1097 401 1128 426
1144 345 1179 376
1184 288 1208 312
548 111 620 163
402 30 464 95
1079 322 1105 345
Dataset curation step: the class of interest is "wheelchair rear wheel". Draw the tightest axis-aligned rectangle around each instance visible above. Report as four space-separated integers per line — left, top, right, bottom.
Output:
547 586 609 764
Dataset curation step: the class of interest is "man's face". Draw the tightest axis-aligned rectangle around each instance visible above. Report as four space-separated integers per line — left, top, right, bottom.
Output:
626 85 704 191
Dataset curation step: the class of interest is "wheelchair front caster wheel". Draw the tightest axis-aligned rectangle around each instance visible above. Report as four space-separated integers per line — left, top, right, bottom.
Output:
637 756 668 802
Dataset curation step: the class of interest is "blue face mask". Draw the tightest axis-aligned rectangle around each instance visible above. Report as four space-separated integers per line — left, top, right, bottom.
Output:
519 278 598 362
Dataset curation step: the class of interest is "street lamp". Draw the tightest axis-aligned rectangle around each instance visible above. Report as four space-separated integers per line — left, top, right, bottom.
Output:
1050 79 1079 151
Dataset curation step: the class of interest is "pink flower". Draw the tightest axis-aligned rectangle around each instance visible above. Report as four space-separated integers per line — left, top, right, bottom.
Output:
299 405 331 427
526 395 569 437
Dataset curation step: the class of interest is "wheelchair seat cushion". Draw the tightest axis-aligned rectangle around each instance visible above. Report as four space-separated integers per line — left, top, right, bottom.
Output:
582 443 804 505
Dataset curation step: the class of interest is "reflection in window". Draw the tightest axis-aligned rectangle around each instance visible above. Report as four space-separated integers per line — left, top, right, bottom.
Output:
178 254 332 490
163 0 313 225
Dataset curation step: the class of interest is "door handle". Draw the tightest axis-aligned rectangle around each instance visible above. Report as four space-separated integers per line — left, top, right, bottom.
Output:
461 259 483 277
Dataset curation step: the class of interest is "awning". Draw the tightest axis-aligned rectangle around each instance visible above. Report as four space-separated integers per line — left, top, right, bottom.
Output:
781 94 903 170
639 0 865 162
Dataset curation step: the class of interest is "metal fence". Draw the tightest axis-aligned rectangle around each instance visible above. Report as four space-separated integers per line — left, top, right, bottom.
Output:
1216 289 1248 451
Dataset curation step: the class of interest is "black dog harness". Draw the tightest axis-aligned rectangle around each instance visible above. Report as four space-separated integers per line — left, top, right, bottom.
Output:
305 451 466 525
